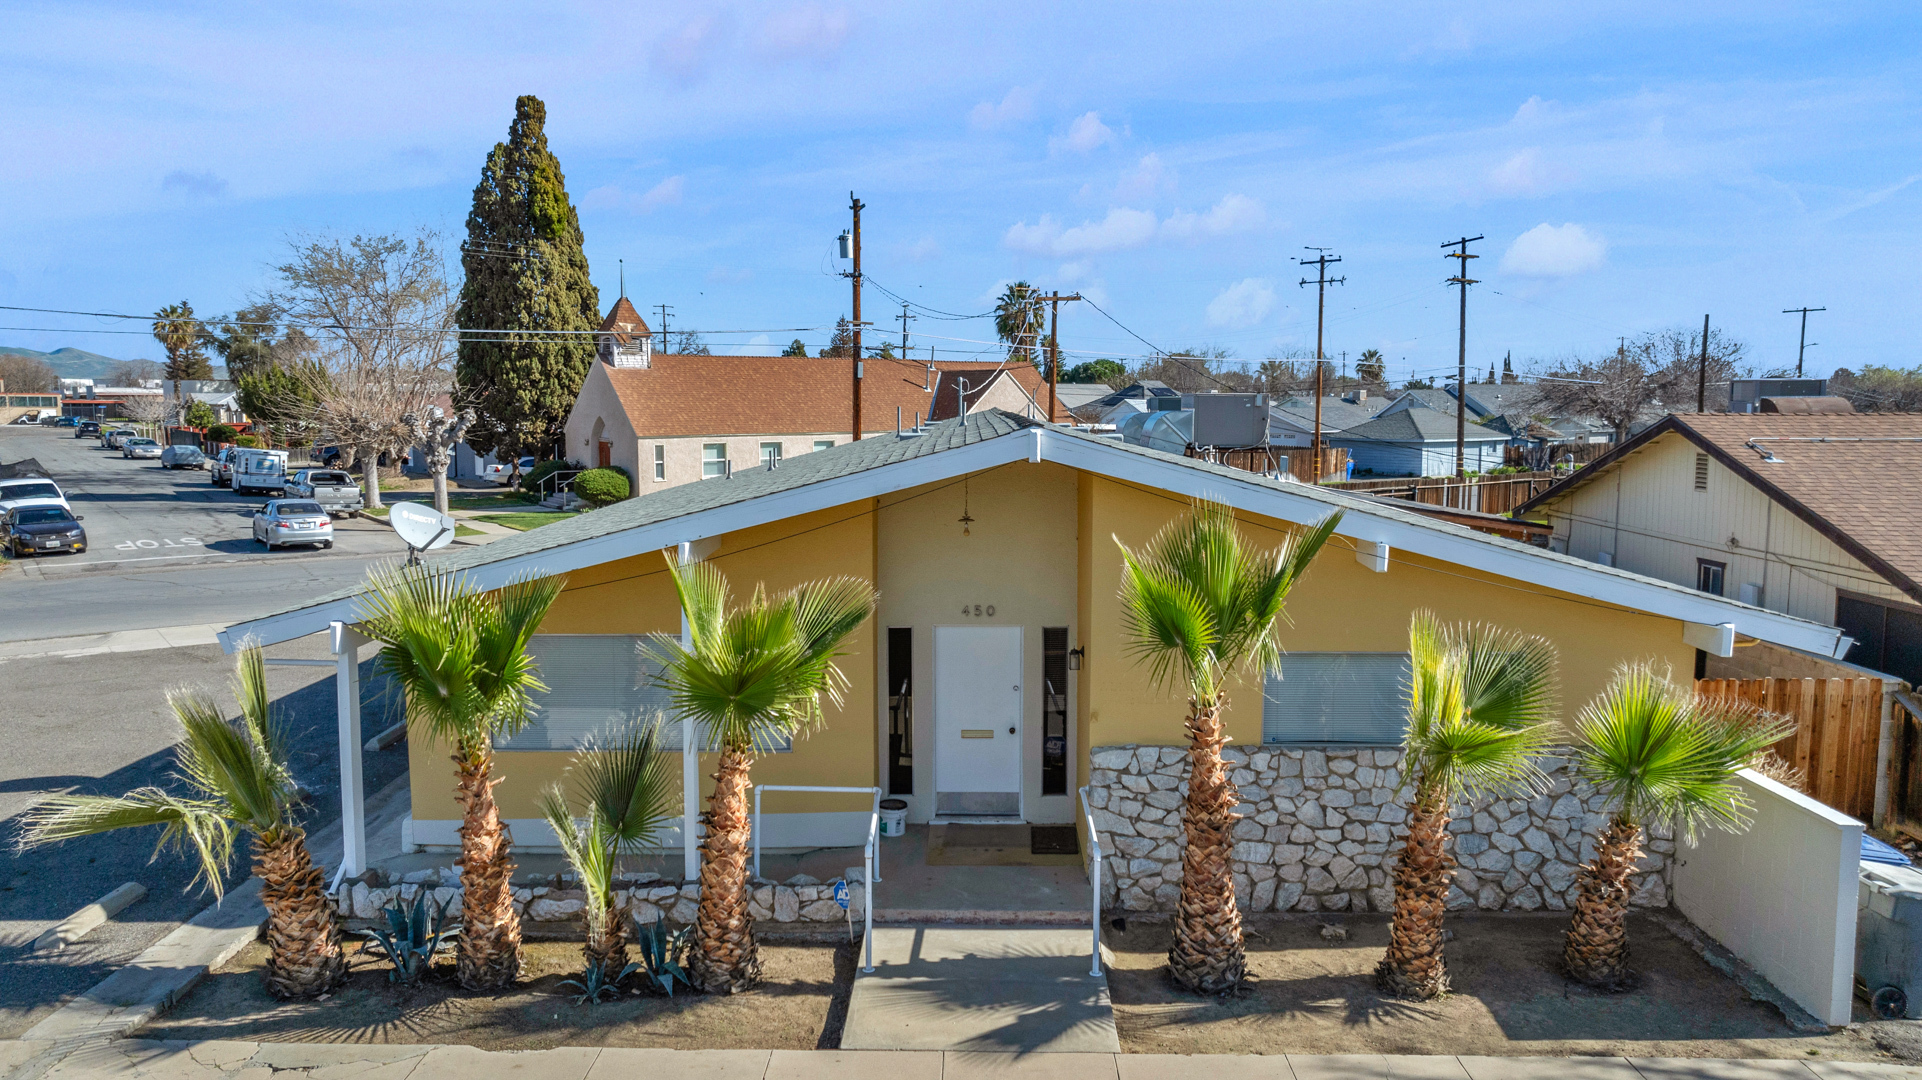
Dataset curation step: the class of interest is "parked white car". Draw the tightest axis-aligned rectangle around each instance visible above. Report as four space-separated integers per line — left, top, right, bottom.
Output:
160 445 207 469
0 477 71 515
251 499 334 550
122 437 163 460
481 456 537 486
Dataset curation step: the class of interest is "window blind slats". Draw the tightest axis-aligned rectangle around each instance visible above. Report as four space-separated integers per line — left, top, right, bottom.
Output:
1261 653 1410 747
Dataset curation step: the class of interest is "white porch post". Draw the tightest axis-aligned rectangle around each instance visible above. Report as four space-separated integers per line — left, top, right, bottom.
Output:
330 621 368 878
679 541 700 881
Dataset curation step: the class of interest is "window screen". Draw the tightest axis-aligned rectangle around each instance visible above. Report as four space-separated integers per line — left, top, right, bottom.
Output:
1262 653 1410 746
494 635 789 752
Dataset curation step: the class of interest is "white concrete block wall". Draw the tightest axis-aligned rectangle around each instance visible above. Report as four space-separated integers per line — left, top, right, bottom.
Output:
1672 769 1861 1026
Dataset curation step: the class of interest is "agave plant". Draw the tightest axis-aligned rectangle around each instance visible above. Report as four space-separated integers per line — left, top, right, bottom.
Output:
652 555 877 994
1114 501 1341 994
16 648 344 999
538 720 676 990
631 918 694 996
1375 613 1558 1000
360 892 460 984
356 564 565 992
1562 665 1790 989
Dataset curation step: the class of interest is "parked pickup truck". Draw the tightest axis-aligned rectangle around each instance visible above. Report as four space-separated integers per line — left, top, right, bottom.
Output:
285 469 364 517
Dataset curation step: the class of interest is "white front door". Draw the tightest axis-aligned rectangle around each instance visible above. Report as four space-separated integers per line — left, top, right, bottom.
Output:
933 625 1023 817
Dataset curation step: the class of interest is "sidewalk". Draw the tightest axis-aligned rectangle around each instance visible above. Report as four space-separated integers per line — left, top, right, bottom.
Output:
1 1040 1910 1080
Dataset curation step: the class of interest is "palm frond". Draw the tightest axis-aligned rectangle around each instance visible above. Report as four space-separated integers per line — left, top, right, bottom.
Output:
572 720 678 852
1573 664 1796 842
170 689 293 836
17 788 237 897
539 786 615 925
1400 610 1559 802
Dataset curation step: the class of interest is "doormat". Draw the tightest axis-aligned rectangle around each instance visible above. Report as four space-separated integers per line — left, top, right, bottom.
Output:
925 824 1083 866
1030 826 1080 856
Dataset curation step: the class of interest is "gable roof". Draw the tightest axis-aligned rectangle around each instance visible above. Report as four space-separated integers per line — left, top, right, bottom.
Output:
223 409 1842 658
1518 413 1922 605
599 297 651 345
1271 395 1387 434
925 362 1067 422
1334 407 1511 444
593 354 1066 438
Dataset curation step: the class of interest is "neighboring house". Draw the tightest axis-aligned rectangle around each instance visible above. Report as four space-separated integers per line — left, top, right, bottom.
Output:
1083 380 1182 426
1053 382 1112 420
564 301 1069 489
161 379 241 423
1329 406 1509 476
1268 392 1390 446
227 409 1839 917
1517 413 1922 687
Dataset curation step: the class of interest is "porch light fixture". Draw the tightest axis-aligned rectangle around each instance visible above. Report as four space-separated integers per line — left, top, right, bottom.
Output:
959 476 974 536
1068 646 1084 670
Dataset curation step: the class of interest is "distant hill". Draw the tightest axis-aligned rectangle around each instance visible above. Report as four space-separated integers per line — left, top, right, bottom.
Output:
0 345 223 382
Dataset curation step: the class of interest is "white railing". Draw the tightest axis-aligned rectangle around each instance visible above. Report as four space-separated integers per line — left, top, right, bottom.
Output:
752 784 881 973
1078 784 1104 978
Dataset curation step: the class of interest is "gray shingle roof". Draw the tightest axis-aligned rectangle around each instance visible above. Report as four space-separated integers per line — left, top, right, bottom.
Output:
1335 408 1511 443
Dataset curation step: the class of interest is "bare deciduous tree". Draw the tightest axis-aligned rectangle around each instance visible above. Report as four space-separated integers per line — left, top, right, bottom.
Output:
119 392 170 429
0 354 58 393
270 233 454 510
1531 326 1753 440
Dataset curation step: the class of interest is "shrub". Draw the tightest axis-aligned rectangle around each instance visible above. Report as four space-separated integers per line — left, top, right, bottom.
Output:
574 467 631 507
206 423 239 444
518 458 581 496
234 435 262 448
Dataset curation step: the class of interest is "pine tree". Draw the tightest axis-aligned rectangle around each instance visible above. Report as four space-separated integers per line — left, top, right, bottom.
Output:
820 318 855 358
454 96 600 463
1502 351 1518 384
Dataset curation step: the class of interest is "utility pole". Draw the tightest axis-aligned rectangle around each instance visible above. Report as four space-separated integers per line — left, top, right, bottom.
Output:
898 301 913 356
846 193 865 439
1442 235 1483 478
1697 314 1711 413
1782 306 1824 377
653 304 673 354
1034 293 1083 422
1297 248 1345 481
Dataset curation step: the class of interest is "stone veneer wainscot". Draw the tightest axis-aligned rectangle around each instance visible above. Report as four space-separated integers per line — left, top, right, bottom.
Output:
1086 744 1674 914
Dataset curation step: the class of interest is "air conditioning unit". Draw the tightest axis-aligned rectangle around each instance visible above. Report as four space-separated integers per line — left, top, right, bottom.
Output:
1187 393 1271 448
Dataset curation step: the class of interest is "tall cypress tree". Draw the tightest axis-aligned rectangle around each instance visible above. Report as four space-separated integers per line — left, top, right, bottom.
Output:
455 96 600 465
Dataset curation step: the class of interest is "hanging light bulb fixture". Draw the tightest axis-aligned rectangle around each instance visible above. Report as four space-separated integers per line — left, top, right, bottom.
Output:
958 476 974 536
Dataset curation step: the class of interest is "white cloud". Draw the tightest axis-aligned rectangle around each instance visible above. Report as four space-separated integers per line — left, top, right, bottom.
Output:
1500 223 1607 277
1114 153 1173 202
1206 278 1276 329
161 169 226 198
756 4 850 63
744 333 776 356
907 236 941 261
1160 194 1265 242
1054 111 1114 153
1004 207 1157 256
1488 148 1576 196
653 16 729 86
582 175 685 214
969 87 1034 130
640 175 684 210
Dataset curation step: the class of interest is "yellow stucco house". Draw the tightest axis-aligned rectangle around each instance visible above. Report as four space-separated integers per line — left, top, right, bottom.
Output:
224 410 1844 914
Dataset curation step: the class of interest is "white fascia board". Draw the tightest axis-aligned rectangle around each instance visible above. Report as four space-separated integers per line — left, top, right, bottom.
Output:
1035 430 1843 657
221 432 1038 651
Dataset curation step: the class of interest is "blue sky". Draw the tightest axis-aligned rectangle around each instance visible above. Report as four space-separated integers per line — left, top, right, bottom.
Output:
2 2 1918 386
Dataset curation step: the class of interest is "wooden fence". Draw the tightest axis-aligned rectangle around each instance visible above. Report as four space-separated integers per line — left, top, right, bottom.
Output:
1883 693 1922 835
1695 677 1884 820
1326 471 1559 516
1194 446 1350 483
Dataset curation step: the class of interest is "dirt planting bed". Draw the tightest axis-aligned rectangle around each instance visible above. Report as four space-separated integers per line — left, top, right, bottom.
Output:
1105 912 1902 1062
138 936 857 1052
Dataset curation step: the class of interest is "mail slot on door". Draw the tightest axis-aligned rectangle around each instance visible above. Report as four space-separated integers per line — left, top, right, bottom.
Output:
960 729 995 739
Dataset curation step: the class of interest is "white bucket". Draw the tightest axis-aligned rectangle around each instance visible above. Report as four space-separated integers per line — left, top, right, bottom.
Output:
879 799 908 837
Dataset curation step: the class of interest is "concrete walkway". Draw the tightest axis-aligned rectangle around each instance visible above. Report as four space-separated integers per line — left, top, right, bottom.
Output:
0 1040 1912 1080
842 928 1118 1053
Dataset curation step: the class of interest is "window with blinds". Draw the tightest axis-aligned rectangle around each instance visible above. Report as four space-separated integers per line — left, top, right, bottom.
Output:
494 635 788 753
1262 653 1411 746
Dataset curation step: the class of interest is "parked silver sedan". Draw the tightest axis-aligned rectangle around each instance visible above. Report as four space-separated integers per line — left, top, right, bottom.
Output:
122 437 162 460
251 499 334 550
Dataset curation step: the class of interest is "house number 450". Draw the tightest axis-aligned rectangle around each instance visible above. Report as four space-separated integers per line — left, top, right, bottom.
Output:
961 604 996 617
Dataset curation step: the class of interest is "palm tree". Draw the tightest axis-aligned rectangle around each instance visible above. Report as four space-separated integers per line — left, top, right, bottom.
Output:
1562 665 1790 989
1355 349 1386 385
539 721 677 985
356 564 565 991
17 649 344 999
1114 501 1341 994
152 301 212 380
994 282 1045 367
652 556 877 994
1375 613 1558 999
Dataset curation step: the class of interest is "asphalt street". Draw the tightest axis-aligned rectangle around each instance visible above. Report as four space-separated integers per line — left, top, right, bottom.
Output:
0 427 416 1036
0 426 416 641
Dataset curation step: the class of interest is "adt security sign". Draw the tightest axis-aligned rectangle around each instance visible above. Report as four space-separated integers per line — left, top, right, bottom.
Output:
833 880 850 909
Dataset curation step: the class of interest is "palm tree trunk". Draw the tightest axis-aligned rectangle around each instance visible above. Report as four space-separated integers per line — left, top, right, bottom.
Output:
1168 694 1246 994
690 745 761 994
452 744 522 991
1376 779 1454 999
253 827 345 999
583 899 631 985
1563 815 1643 990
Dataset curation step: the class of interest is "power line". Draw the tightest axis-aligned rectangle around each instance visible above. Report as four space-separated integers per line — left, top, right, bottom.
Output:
1442 234 1483 478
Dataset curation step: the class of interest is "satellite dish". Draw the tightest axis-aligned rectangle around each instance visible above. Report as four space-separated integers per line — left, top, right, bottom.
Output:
390 501 457 562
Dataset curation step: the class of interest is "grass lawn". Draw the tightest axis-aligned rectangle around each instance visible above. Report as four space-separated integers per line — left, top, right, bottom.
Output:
472 512 579 531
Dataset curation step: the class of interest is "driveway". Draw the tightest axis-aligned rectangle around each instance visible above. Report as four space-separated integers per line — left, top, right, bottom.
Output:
0 427 415 641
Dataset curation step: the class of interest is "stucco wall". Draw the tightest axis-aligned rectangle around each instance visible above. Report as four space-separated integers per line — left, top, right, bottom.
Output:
638 434 847 491
1544 431 1906 624
1087 744 1674 915
874 461 1080 823
561 364 641 483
